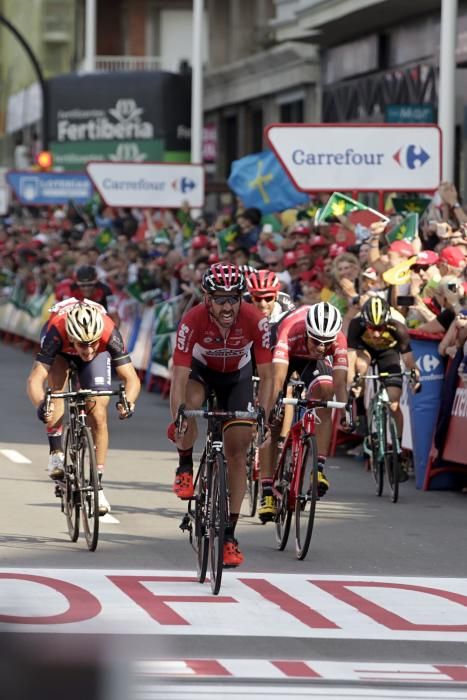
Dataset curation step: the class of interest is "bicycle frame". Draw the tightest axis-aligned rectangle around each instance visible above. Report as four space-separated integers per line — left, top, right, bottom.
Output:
274 405 317 510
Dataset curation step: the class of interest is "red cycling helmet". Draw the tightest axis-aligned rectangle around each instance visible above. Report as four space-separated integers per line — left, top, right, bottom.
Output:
246 269 280 297
202 263 246 294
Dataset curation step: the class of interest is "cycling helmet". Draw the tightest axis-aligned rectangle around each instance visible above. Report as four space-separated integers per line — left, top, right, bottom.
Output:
246 269 280 297
305 302 342 341
75 265 98 285
361 296 390 327
202 263 246 294
65 302 104 344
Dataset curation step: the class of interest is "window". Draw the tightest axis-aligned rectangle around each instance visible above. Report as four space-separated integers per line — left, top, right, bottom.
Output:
280 100 304 123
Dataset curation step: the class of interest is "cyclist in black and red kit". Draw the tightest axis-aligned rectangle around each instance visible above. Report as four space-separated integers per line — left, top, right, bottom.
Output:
168 263 274 568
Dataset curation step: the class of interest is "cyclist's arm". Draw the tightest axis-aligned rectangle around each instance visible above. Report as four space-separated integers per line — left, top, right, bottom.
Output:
400 350 418 372
27 361 50 408
114 362 141 405
333 367 348 404
272 360 288 399
347 348 358 387
256 362 274 418
169 365 191 421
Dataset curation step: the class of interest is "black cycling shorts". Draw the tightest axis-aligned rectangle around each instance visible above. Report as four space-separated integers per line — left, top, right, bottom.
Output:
368 349 403 388
285 357 332 390
190 359 254 412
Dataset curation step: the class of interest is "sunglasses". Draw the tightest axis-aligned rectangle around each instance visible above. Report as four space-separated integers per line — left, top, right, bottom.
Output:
411 265 430 273
252 295 275 303
307 335 335 346
72 339 100 348
447 283 460 293
211 295 241 305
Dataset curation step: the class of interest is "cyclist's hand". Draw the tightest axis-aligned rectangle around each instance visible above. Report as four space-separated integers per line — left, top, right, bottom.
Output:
350 384 362 399
37 399 53 423
117 401 134 419
167 422 177 443
269 392 284 427
340 404 354 433
410 368 422 394
176 404 188 436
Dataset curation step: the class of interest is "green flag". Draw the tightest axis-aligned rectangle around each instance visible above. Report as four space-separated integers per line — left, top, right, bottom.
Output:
216 225 238 254
318 192 387 224
297 202 320 221
94 228 114 252
385 213 419 244
260 213 281 232
176 209 196 239
392 196 431 217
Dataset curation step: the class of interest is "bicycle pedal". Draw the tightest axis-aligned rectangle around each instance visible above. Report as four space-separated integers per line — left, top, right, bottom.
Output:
54 484 62 498
179 513 192 532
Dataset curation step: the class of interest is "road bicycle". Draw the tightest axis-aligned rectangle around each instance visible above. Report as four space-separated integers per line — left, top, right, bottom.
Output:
354 369 417 504
245 375 260 517
45 373 131 551
179 398 265 595
272 384 351 560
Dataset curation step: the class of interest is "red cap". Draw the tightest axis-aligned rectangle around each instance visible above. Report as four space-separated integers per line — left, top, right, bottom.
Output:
295 243 312 257
290 223 310 236
388 240 415 257
208 252 219 264
438 246 465 268
329 243 346 258
191 234 209 249
283 251 298 267
309 236 330 248
416 250 439 266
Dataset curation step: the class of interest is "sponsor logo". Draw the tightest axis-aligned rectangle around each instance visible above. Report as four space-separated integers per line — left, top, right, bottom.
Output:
171 177 196 193
393 145 430 169
177 323 190 352
109 143 147 162
57 99 154 142
451 388 467 418
416 354 440 373
203 337 213 344
94 376 105 385
204 348 246 357
291 148 384 167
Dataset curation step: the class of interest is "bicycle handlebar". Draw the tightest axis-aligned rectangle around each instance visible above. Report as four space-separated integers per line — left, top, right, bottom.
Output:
281 398 347 409
45 383 133 419
177 405 266 443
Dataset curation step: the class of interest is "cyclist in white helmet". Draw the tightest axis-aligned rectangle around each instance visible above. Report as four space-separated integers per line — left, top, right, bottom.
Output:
27 298 140 515
267 302 350 504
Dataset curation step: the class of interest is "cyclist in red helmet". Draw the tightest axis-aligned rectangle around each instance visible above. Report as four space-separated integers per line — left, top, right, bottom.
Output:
168 263 274 568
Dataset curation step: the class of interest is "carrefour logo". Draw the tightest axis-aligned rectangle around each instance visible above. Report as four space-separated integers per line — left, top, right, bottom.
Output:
393 145 430 169
172 177 197 193
416 354 440 373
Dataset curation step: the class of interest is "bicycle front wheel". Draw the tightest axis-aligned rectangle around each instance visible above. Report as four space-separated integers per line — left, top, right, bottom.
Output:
385 416 400 503
245 442 259 517
78 426 99 552
295 435 318 561
63 426 79 542
195 455 209 582
274 439 293 551
209 452 227 595
369 409 384 497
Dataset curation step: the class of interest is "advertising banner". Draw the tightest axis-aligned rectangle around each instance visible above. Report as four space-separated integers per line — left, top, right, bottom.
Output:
442 378 467 464
408 338 445 489
266 123 441 192
47 72 191 171
6 171 93 206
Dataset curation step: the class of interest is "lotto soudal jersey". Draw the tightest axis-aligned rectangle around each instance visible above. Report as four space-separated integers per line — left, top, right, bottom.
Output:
36 298 130 367
172 302 272 372
272 305 348 370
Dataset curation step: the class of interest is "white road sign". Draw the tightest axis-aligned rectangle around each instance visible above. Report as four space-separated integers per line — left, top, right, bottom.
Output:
86 161 205 208
266 123 442 192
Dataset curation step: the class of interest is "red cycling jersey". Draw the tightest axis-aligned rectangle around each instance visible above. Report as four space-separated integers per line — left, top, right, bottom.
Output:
172 301 272 373
272 306 348 371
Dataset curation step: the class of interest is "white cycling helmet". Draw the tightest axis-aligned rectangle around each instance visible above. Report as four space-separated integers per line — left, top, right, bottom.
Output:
305 302 342 341
66 302 104 344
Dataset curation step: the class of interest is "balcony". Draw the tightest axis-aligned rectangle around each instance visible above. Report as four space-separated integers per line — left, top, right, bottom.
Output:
94 56 163 72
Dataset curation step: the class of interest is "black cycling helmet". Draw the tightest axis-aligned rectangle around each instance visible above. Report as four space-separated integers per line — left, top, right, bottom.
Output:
76 265 98 285
361 296 391 327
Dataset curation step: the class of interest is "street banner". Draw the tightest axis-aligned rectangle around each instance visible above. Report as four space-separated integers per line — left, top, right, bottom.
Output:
266 123 442 192
227 150 309 213
6 171 93 206
442 376 467 465
86 162 205 209
408 338 445 489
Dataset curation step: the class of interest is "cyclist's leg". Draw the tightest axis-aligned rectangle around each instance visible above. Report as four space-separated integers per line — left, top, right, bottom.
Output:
173 376 205 499
304 360 333 496
377 350 408 481
45 354 69 478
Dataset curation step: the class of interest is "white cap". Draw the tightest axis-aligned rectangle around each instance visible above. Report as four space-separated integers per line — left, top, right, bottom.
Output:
262 223 273 234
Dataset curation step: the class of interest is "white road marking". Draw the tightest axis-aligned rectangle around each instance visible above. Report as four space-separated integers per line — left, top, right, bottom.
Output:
100 514 120 524
0 449 32 464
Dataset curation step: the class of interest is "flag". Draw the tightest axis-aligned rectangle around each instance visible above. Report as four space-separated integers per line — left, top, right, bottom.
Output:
318 192 388 224
94 228 113 252
176 209 196 239
385 213 419 244
216 225 238 254
227 150 308 214
392 196 431 217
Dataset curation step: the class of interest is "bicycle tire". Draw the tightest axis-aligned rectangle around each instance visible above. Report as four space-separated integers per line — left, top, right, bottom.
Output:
369 407 384 497
209 451 227 595
295 435 318 561
78 426 99 552
62 425 79 542
386 416 400 503
195 454 209 582
245 442 259 517
274 439 293 551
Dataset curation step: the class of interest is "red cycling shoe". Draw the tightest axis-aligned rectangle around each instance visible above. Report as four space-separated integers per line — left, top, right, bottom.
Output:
223 538 244 568
173 471 194 499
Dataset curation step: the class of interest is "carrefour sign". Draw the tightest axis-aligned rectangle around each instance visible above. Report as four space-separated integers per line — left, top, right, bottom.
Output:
86 162 204 208
266 124 441 191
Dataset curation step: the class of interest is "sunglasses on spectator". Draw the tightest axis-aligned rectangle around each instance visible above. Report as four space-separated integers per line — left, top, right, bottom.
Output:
252 295 275 303
211 295 241 305
411 265 430 273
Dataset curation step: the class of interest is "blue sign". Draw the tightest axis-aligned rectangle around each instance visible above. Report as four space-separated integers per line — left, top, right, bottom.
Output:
408 338 446 489
385 104 435 123
6 171 93 206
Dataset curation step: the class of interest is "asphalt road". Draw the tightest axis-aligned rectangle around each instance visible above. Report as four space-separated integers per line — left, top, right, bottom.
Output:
1 340 466 699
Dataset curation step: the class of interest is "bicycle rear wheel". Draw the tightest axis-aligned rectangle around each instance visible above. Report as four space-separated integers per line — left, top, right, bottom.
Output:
368 409 384 497
78 426 99 552
295 435 318 560
195 455 209 582
385 416 400 503
274 439 293 551
62 426 79 542
245 442 259 517
209 452 227 595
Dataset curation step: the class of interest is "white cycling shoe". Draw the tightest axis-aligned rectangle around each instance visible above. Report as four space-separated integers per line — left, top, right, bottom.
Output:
98 488 111 516
47 451 65 480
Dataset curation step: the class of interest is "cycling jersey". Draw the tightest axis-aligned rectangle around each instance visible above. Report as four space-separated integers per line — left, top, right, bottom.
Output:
273 305 348 371
55 280 113 310
172 301 272 373
36 298 130 367
347 315 412 354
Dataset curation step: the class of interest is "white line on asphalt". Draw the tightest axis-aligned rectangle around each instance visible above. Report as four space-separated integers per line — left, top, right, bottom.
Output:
0 449 32 464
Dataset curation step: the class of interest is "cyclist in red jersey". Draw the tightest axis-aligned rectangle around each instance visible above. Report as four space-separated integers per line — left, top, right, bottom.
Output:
27 299 140 514
271 302 350 498
168 263 273 568
55 265 120 327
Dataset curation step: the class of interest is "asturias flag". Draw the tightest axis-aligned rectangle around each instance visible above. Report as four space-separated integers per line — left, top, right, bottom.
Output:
318 192 388 224
385 213 419 244
227 150 308 214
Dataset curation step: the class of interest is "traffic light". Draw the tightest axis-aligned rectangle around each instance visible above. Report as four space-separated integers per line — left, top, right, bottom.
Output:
36 150 53 170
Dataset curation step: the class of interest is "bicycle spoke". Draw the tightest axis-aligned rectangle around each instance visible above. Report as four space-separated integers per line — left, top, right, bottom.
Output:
274 440 293 551
209 452 227 595
295 436 318 560
78 426 99 552
195 456 209 582
368 408 384 497
245 442 259 517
